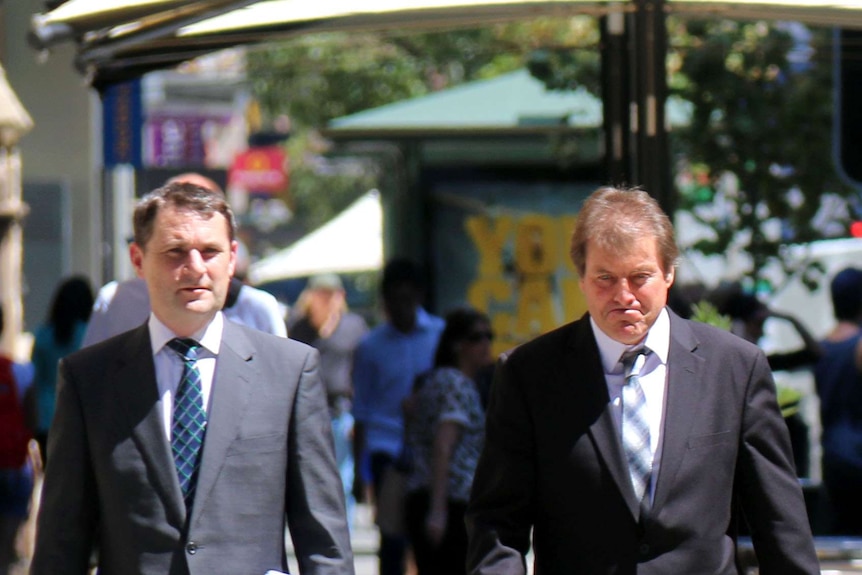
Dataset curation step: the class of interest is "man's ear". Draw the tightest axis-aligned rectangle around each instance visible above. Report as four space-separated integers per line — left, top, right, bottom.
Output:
665 266 676 287
228 240 238 278
129 242 145 278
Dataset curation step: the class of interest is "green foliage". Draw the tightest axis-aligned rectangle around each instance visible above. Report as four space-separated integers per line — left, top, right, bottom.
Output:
524 17 602 94
690 300 733 330
245 17 601 241
247 33 428 129
668 19 856 287
777 385 802 418
246 18 599 128
520 17 856 290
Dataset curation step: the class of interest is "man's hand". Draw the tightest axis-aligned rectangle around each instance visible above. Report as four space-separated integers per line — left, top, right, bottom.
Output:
425 508 448 547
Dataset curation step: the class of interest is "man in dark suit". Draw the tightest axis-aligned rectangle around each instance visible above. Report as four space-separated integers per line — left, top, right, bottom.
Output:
31 182 354 575
466 186 819 574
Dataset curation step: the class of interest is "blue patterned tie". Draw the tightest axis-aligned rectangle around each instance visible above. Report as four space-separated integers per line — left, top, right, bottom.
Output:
621 349 652 504
167 337 207 510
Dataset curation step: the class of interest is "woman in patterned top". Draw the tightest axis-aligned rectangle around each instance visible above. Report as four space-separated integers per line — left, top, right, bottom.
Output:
404 307 494 575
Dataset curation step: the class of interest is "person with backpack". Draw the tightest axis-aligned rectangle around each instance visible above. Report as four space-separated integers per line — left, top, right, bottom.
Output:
0 304 36 575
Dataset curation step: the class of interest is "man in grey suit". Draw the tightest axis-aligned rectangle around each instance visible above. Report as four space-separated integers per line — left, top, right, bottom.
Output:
31 182 354 575
466 186 819 574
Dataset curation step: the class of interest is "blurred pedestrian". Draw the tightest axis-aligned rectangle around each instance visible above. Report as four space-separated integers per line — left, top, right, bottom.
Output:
29 275 93 463
289 273 369 526
403 307 491 575
0 304 36 575
352 258 444 575
814 266 862 534
719 288 821 372
466 186 818 574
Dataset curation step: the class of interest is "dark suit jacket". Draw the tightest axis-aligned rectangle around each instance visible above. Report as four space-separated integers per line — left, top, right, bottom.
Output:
31 319 354 575
466 310 819 575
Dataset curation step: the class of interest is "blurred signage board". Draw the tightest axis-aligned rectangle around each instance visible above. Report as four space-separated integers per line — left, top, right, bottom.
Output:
228 146 288 194
145 112 232 168
103 79 143 168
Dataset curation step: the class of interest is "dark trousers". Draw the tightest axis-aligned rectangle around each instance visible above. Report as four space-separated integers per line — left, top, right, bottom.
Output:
370 452 407 575
823 454 862 535
404 489 468 575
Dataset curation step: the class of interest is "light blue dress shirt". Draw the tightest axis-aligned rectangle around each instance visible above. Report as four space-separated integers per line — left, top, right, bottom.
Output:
352 307 445 458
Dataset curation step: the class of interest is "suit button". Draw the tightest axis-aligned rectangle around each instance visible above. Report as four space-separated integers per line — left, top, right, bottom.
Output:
638 543 650 556
186 542 198 555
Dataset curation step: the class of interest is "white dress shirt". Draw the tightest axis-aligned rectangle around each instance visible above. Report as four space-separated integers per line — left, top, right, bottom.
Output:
591 307 671 502
148 312 224 440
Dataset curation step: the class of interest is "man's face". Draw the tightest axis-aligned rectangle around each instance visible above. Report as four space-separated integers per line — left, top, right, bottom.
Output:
384 283 421 333
130 205 237 336
579 236 674 345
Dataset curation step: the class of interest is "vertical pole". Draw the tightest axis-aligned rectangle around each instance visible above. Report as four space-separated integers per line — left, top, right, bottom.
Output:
631 0 673 213
601 5 631 185
111 164 136 281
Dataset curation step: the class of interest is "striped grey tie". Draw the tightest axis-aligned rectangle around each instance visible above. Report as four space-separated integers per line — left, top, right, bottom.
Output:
621 349 652 503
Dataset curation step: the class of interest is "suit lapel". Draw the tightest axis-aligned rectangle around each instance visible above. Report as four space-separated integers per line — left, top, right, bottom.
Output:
651 313 703 512
573 318 643 519
112 325 186 527
189 321 257 523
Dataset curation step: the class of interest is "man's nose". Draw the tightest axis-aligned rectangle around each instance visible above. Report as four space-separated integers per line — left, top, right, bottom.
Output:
185 250 206 273
613 279 636 301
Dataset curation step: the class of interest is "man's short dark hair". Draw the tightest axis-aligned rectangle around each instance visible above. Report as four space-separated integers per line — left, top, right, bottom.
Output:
831 267 862 321
133 181 236 248
381 258 425 296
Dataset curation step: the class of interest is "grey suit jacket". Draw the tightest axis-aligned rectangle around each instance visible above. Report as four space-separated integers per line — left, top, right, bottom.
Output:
31 319 354 575
466 310 819 575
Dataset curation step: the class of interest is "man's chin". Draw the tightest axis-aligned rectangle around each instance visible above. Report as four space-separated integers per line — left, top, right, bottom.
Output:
614 323 647 345
184 302 219 315
182 296 222 316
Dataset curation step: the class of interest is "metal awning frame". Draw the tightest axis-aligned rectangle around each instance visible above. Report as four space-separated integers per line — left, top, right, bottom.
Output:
30 0 862 90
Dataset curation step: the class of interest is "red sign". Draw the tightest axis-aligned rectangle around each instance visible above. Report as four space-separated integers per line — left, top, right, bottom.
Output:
228 146 288 193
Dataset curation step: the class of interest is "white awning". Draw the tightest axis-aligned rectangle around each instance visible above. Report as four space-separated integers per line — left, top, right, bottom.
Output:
248 189 383 284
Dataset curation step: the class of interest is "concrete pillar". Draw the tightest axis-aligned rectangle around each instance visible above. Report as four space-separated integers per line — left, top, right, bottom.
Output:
0 63 33 357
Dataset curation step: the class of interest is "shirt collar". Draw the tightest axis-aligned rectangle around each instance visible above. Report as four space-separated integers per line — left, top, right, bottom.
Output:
148 311 224 356
385 307 436 336
591 307 670 374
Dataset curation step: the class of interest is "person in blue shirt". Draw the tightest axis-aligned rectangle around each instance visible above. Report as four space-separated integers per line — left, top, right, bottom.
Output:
815 266 862 534
30 275 93 462
352 258 444 575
